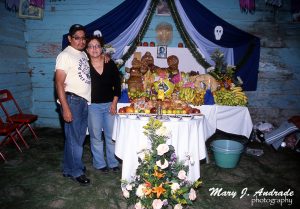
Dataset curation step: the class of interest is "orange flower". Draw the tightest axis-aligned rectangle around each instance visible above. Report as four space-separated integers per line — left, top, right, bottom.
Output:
144 180 152 187
143 187 152 196
153 170 165 179
152 184 166 198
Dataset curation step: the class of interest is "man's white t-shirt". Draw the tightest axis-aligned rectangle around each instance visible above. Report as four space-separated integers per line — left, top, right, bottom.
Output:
55 46 91 103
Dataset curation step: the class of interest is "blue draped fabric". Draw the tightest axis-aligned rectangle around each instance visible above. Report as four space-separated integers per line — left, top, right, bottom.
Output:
178 0 260 91
62 0 147 49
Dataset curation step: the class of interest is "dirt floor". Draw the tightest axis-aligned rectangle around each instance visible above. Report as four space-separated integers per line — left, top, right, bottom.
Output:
0 128 299 209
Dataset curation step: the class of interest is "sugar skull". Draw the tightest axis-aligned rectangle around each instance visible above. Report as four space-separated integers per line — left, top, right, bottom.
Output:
214 26 223 40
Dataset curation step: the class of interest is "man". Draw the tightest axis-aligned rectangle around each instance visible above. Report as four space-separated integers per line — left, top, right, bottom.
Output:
55 24 91 185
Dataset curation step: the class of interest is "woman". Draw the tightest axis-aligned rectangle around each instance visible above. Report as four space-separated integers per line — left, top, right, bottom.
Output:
86 35 121 173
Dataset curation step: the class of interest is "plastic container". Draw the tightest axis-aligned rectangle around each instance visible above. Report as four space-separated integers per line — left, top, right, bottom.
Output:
211 140 244 168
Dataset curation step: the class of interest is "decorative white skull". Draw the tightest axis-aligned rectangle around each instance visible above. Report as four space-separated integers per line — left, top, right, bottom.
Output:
214 26 223 40
93 30 102 37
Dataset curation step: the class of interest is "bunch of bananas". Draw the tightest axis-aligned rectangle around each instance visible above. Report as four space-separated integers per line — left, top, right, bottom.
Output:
231 86 248 105
214 87 248 106
192 89 205 106
179 87 196 104
128 90 149 99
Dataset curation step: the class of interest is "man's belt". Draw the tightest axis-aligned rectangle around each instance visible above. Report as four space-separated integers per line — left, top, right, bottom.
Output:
65 92 87 101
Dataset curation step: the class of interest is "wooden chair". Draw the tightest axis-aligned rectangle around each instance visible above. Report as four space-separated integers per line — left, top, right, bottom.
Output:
0 117 30 157
0 89 38 141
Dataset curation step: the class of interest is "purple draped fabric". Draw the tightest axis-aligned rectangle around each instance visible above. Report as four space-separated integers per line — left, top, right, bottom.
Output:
5 0 20 12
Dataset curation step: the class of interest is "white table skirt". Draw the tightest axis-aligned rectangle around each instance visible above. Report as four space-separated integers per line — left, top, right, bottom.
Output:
112 116 212 182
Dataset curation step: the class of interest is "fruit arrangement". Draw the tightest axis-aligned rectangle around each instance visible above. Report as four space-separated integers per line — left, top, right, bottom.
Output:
214 86 248 106
123 50 249 108
118 99 201 115
127 90 150 100
178 87 205 106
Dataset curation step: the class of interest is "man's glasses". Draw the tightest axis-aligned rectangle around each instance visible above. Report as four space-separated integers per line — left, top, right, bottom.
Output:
72 36 86 41
87 45 101 49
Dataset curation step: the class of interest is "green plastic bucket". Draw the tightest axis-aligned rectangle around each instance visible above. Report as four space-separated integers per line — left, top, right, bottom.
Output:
211 140 244 168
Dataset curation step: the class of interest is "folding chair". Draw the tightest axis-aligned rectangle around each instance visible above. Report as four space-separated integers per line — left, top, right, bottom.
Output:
0 89 38 141
0 117 30 155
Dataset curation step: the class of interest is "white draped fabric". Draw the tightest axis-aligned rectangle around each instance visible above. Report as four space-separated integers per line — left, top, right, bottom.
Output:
175 0 234 66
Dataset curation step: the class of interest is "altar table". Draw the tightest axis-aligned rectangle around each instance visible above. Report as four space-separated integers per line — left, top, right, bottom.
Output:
112 115 213 182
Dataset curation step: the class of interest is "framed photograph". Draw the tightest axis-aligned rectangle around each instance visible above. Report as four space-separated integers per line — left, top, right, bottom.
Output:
19 0 44 19
157 45 167 59
156 0 171 16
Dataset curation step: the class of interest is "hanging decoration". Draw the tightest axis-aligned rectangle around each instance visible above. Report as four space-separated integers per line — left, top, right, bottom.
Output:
239 0 256 14
18 0 44 20
155 22 173 45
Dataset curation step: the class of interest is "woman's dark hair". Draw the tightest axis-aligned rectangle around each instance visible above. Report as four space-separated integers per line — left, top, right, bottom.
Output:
86 35 105 47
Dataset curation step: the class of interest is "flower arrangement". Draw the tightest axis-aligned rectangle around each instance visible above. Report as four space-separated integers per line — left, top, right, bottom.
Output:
103 44 116 55
114 59 124 69
208 49 242 89
121 117 202 209
102 44 124 68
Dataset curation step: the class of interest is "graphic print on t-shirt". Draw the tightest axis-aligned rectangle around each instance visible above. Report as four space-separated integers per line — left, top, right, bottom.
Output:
78 57 91 84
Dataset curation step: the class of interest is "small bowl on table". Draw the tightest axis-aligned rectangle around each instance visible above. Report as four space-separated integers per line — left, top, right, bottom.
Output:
127 114 138 119
118 114 127 118
139 114 150 121
181 115 193 121
168 115 182 122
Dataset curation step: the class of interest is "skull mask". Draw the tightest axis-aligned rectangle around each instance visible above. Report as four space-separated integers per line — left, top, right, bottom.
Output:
214 26 223 40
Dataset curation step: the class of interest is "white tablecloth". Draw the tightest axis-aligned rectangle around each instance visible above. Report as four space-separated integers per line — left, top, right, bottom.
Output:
197 105 253 138
112 116 213 182
124 46 206 74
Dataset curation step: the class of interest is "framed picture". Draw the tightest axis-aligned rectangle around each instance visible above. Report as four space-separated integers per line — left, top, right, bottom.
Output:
157 45 167 59
156 0 171 16
19 0 44 19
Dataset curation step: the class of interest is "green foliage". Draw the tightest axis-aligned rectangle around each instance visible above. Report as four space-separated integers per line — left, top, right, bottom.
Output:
208 49 237 83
